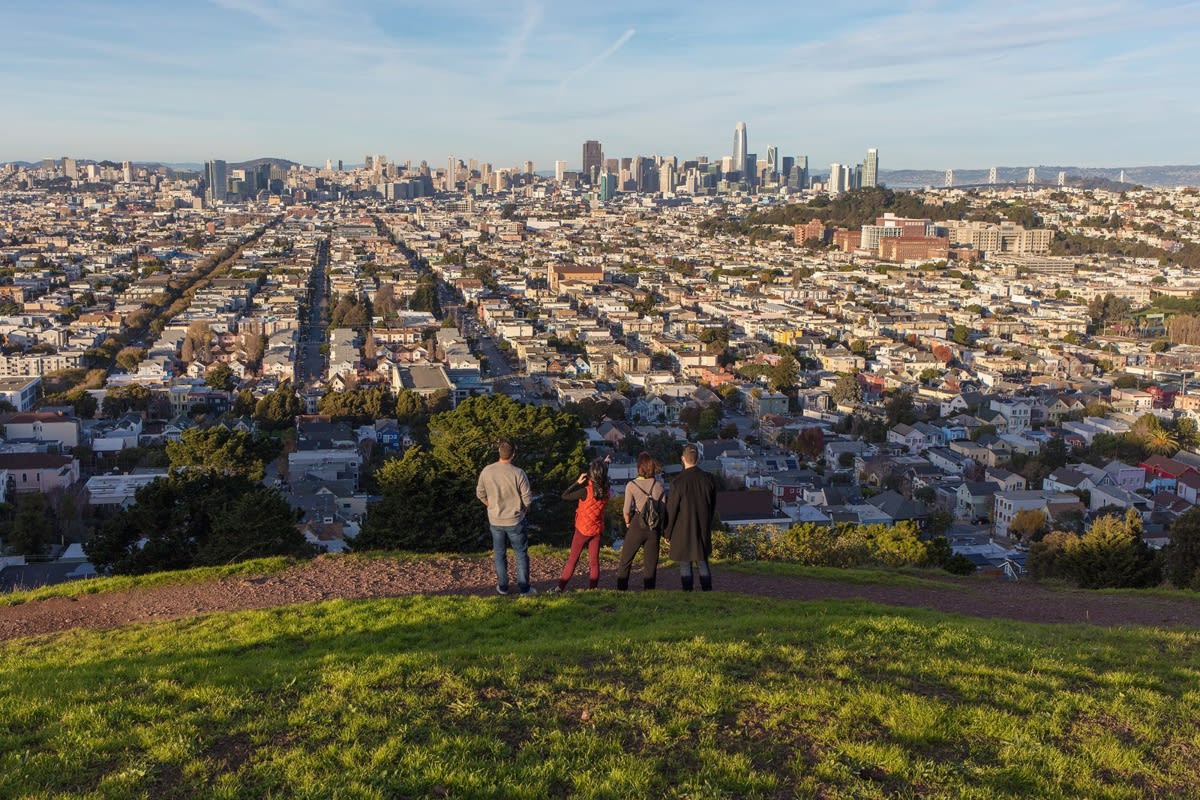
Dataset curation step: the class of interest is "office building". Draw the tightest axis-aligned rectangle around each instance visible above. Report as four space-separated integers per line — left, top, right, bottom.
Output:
582 140 603 184
863 148 878 188
554 160 567 182
205 159 228 205
732 121 748 177
766 146 779 182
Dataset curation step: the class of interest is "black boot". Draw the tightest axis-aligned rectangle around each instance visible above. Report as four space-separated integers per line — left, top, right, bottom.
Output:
643 577 656 591
699 575 712 592
616 576 629 591
681 574 694 592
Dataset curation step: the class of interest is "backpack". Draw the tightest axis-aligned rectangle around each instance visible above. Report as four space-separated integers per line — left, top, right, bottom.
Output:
632 481 664 532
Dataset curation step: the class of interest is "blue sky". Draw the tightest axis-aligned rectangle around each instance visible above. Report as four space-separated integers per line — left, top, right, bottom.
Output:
4 0 1198 170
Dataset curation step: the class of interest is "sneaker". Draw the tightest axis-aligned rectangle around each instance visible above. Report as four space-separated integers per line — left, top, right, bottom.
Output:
496 585 509 595
519 586 539 597
553 586 563 593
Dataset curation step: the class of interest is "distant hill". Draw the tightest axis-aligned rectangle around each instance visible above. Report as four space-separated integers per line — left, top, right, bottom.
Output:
880 165 1200 189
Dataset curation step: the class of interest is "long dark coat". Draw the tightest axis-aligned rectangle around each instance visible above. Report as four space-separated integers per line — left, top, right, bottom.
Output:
664 466 718 562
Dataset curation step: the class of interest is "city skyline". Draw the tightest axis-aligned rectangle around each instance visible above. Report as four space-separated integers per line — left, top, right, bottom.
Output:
3 1 1199 168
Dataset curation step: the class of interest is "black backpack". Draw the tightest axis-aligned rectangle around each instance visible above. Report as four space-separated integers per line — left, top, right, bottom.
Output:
632 482 664 531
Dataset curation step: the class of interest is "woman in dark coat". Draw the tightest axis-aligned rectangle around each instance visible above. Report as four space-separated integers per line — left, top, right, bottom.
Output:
664 444 718 591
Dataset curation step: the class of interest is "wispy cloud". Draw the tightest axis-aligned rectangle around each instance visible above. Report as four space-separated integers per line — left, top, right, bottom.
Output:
497 1 543 84
560 28 636 90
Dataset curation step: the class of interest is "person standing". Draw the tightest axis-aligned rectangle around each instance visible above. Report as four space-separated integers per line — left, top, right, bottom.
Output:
555 458 610 592
617 452 666 591
664 444 718 591
476 440 537 596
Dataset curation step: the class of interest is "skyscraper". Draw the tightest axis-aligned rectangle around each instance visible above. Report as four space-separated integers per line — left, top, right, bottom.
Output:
766 146 779 182
205 159 227 205
554 160 567 182
732 122 748 177
829 162 842 194
863 148 878 188
582 140 603 184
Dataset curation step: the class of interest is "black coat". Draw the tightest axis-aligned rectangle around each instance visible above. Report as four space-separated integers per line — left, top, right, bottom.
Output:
664 466 718 562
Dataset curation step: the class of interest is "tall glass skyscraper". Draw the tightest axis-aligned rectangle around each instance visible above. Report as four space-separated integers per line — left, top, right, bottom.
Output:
205 159 227 205
732 122 748 177
863 148 879 188
582 140 603 184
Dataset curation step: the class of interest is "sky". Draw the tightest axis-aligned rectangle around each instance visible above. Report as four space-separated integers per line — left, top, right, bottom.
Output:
4 0 1199 170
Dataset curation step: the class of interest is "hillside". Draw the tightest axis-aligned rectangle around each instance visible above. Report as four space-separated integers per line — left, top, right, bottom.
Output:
3 557 1200 798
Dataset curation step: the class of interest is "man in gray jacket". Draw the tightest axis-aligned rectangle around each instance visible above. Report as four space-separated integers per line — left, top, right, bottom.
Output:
476 440 537 595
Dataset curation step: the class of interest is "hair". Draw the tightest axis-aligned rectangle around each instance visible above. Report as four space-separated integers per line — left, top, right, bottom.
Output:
681 444 700 466
588 457 610 498
497 440 515 461
636 451 659 479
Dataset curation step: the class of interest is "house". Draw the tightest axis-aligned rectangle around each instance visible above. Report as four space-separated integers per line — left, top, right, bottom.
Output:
715 490 790 529
1139 454 1195 493
0 453 79 494
989 398 1033 433
1177 472 1200 506
985 467 1027 493
85 471 169 508
866 490 929 528
992 490 1084 537
1042 468 1096 495
1 412 81 449
956 481 995 521
887 423 930 454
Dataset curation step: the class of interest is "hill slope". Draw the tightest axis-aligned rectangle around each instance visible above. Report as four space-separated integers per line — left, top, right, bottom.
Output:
3 558 1200 798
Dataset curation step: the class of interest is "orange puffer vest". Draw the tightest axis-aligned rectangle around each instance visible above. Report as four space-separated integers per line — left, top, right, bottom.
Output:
575 483 608 537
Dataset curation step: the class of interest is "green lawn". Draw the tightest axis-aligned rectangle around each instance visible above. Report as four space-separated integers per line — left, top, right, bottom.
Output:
3 592 1200 799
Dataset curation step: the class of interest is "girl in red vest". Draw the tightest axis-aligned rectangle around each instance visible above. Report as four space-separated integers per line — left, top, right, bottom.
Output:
556 458 610 591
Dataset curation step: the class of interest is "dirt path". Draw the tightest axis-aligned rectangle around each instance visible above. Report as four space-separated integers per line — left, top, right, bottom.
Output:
2 556 1198 642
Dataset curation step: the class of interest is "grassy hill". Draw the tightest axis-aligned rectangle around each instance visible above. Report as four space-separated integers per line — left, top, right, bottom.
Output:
3 572 1199 798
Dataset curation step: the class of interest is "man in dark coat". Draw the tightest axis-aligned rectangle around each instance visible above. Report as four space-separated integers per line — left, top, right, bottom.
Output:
664 444 718 591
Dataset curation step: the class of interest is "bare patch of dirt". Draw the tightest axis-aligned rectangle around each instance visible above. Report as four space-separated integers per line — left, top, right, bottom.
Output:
1 555 1198 642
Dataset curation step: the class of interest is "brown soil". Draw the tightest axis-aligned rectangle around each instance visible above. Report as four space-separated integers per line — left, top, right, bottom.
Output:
1 555 1198 642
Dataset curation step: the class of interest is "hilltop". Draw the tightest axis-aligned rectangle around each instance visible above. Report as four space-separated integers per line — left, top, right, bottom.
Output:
2 558 1199 799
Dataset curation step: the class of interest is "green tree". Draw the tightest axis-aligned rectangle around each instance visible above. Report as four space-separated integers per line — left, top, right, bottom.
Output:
884 390 917 427
102 384 154 418
253 386 303 431
1163 507 1200 589
830 373 862 406
204 362 236 391
166 427 277 482
86 474 310 575
3 494 55 555
952 325 971 345
318 387 395 424
769 352 799 392
1062 509 1160 589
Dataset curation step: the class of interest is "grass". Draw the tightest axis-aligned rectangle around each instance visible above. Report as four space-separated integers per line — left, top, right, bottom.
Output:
3 591 1200 798
0 557 298 608
719 561 966 589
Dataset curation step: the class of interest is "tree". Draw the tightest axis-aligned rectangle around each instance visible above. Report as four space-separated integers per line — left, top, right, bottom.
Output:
115 347 147 373
318 387 394 424
718 422 739 440
1028 530 1078 580
884 390 917 427
1008 508 1048 543
166 427 278 482
830 373 862 407
1133 414 1179 456
86 473 310 575
3 494 55 556
769 352 799 392
952 325 971 345
1040 436 1069 471
1163 507 1200 589
791 427 825 461
1061 509 1159 589
102 384 154 418
205 362 236 391
254 386 302 431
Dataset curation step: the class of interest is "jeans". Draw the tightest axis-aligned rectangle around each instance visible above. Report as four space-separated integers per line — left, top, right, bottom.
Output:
491 521 530 592
617 524 659 582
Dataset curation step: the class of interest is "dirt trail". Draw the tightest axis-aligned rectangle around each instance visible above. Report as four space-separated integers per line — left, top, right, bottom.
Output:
2 556 1198 642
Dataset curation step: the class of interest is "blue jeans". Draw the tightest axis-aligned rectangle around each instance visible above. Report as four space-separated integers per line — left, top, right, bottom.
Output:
491 522 530 592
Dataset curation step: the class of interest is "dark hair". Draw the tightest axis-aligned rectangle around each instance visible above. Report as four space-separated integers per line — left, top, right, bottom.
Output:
681 444 700 465
497 440 515 460
588 458 610 498
636 451 659 479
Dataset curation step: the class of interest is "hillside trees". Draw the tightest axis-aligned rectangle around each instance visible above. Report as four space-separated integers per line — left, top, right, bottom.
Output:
86 474 309 575
1028 509 1160 588
165 427 279 482
253 386 303 430
1163 508 1200 589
